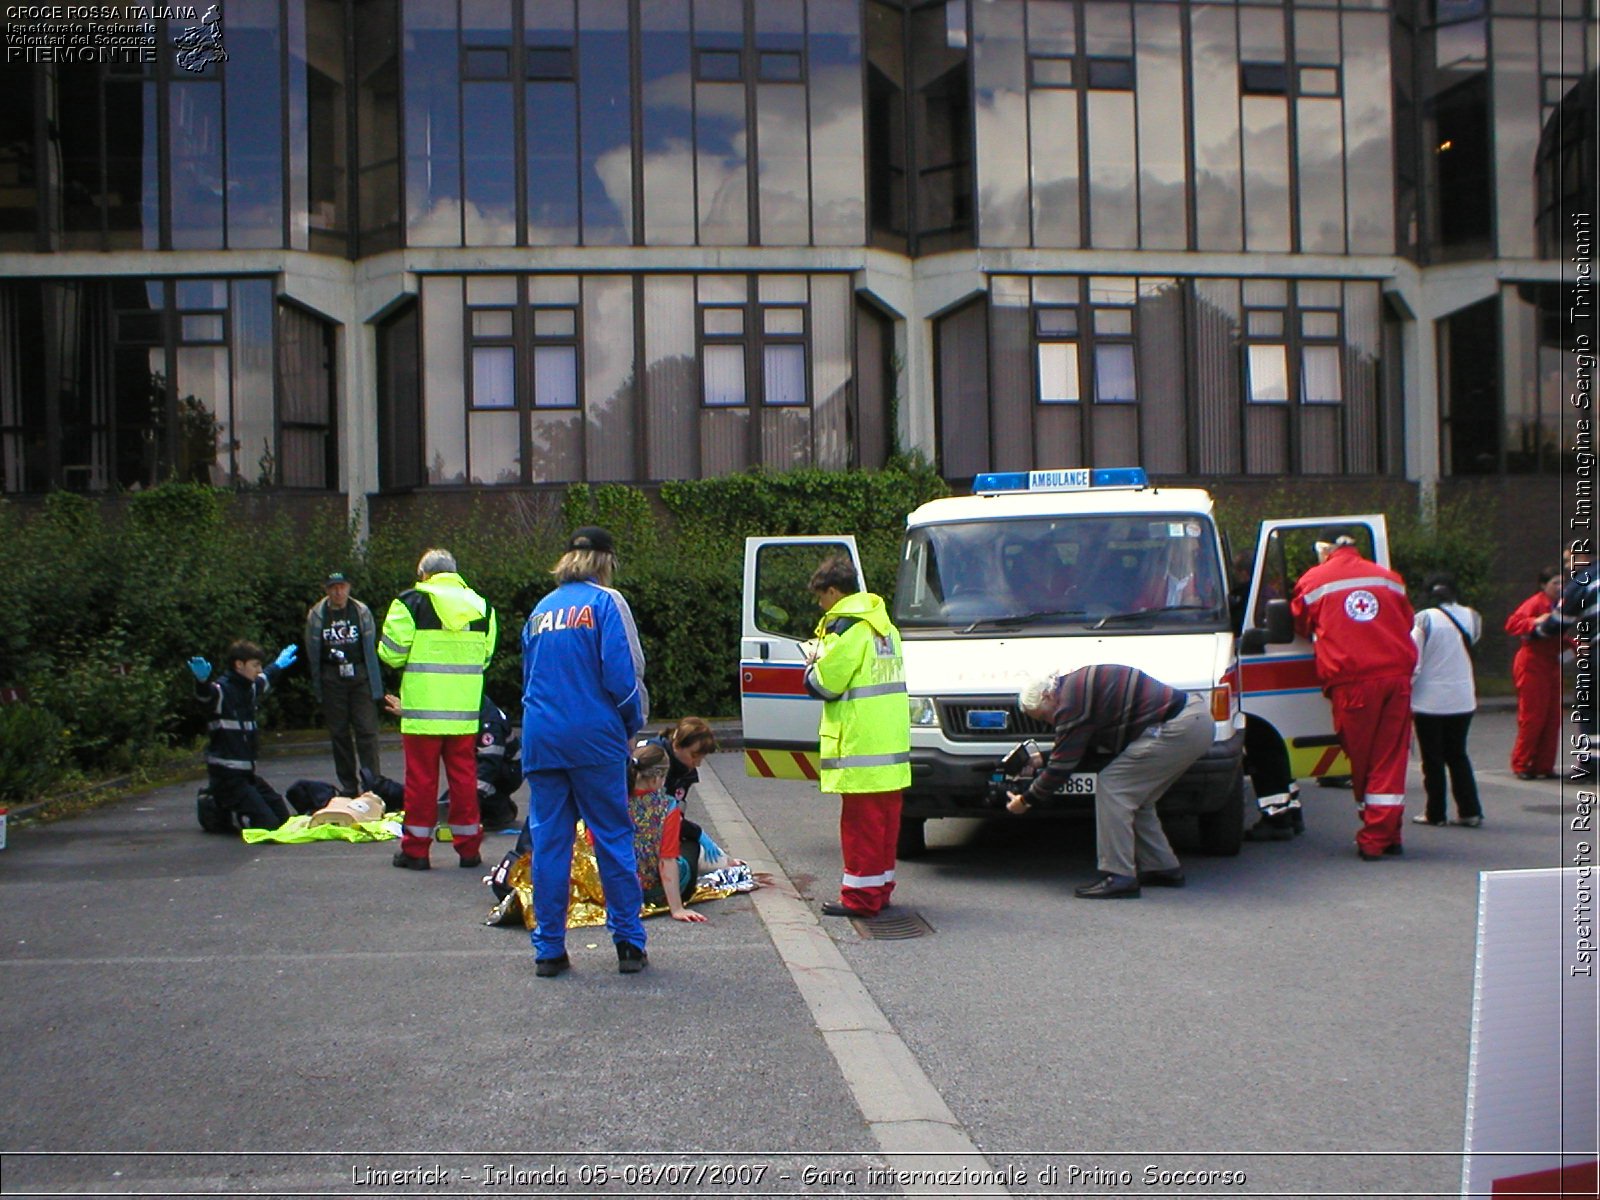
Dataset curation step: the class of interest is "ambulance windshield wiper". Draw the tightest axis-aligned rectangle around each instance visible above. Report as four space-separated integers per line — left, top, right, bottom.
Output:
955 608 1090 633
1091 603 1212 630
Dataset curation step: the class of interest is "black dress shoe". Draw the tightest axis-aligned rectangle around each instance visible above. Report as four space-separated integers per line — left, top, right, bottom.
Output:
1074 874 1141 899
457 854 483 869
616 942 649 974
391 851 430 870
820 900 873 918
1382 843 1404 856
534 954 570 978
1357 847 1383 861
1138 868 1186 888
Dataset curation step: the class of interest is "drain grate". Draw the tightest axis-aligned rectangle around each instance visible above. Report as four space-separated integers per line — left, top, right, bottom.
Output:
850 909 934 940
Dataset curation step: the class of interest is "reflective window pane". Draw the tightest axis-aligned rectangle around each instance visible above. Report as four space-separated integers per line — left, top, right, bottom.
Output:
703 344 746 406
1094 343 1137 403
1247 310 1285 337
1038 341 1080 403
759 51 803 82
472 346 517 407
764 307 804 335
182 315 226 343
1302 311 1340 338
1301 345 1343 404
526 46 575 79
1031 56 1073 87
473 310 514 338
534 344 579 407
1094 309 1133 335
464 47 512 78
1037 306 1077 336
534 308 576 337
1299 66 1340 96
763 344 807 405
697 48 743 81
705 308 745 335
1247 344 1290 403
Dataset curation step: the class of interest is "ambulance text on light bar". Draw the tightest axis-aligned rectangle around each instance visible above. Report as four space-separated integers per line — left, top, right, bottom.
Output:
973 467 1149 494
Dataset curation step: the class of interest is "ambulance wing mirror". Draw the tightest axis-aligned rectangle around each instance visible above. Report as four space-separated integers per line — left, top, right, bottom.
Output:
1261 598 1294 644
1239 627 1267 655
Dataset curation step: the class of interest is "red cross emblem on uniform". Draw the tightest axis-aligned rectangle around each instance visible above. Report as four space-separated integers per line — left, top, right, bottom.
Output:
1344 589 1380 622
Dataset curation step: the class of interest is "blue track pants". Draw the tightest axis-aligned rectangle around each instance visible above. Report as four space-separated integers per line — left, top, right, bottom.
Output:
526 762 644 960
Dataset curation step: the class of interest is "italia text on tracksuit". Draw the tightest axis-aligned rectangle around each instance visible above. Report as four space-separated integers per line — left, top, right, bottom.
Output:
520 578 649 961
804 590 912 916
378 573 497 864
1291 545 1417 857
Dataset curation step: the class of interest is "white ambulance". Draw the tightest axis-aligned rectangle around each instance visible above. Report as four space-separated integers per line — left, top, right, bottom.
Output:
740 468 1391 857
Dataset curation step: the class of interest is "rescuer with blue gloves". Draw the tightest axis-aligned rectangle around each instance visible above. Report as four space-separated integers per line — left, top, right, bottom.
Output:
189 640 300 831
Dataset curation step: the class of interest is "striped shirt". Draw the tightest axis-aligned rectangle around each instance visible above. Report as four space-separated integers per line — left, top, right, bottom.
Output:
1026 665 1185 804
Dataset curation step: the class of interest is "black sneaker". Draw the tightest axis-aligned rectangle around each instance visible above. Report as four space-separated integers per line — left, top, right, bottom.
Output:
535 954 570 978
1074 874 1141 899
616 942 649 974
391 851 430 870
1243 819 1294 843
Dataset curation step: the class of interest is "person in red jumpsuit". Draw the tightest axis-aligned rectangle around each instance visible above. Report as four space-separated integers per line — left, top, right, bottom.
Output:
1504 567 1565 779
1291 534 1417 860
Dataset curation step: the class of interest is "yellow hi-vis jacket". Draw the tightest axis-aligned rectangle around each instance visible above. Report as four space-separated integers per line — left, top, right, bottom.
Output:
803 591 911 795
378 572 497 735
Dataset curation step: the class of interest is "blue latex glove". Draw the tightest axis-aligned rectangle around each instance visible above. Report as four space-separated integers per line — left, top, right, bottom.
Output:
272 644 299 671
187 656 211 682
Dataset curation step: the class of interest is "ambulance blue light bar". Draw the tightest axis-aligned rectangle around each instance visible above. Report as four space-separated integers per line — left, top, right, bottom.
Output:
973 467 1148 495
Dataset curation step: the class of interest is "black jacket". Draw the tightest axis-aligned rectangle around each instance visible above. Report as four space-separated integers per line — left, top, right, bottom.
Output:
197 665 284 773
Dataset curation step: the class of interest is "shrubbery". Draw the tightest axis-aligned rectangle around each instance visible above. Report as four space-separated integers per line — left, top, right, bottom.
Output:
0 463 1494 799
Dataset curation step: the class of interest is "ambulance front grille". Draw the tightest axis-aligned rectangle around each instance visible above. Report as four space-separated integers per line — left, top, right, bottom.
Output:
937 697 1053 741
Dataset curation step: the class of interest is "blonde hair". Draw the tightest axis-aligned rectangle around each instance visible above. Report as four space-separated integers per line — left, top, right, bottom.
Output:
550 548 614 585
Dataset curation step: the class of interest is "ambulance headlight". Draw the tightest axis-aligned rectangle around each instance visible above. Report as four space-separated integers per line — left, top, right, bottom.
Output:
908 696 939 727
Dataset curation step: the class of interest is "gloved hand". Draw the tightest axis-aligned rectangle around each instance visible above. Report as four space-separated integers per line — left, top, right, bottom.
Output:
187 656 211 682
273 644 299 671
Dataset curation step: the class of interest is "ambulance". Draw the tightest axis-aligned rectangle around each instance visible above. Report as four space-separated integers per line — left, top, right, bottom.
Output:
739 467 1391 857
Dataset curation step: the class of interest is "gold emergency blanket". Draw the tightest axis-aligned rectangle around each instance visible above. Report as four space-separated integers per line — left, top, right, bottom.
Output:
489 825 736 929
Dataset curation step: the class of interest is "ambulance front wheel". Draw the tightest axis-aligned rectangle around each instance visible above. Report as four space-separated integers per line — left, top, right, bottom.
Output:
1195 767 1246 856
896 816 927 858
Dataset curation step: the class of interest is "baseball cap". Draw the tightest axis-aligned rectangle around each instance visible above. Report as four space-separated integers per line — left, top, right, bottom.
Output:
567 526 615 554
325 571 349 586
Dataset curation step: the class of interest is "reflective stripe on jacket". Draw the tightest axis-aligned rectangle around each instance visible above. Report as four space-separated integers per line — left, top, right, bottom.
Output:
805 591 911 795
378 573 496 735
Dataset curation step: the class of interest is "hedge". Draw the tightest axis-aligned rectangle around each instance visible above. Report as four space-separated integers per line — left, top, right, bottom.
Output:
0 464 1491 799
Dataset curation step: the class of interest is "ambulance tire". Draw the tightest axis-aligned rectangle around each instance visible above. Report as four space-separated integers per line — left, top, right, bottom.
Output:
896 817 927 858
1195 768 1245 856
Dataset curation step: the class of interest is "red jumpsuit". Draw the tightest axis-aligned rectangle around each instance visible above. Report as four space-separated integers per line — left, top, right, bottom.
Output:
1504 591 1563 777
1291 547 1418 857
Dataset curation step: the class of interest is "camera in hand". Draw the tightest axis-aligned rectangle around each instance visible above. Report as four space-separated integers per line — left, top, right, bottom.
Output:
983 739 1044 809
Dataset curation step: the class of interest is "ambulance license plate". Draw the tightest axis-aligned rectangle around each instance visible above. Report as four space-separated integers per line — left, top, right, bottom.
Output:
1059 774 1096 796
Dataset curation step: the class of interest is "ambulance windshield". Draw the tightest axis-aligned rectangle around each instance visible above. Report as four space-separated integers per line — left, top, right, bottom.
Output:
892 514 1229 633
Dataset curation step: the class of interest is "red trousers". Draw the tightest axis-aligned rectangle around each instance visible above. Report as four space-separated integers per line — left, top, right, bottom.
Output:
1329 676 1412 856
400 732 482 861
1511 647 1562 776
839 791 902 915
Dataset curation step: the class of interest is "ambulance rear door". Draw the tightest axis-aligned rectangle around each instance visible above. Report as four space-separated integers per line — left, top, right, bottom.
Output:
1240 514 1391 781
740 536 864 781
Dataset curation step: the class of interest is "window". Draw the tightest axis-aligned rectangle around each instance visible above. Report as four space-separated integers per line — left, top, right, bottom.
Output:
1030 56 1074 88
531 308 578 409
758 50 804 83
698 300 809 407
526 46 575 81
1298 66 1341 98
1247 344 1290 403
1241 62 1289 96
1299 307 1343 405
1035 306 1080 404
463 47 511 80
697 48 743 82
1086 56 1135 91
1094 344 1137 404
469 304 516 408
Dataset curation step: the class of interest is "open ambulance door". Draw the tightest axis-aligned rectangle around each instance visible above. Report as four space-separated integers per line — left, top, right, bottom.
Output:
740 536 864 781
1239 514 1391 782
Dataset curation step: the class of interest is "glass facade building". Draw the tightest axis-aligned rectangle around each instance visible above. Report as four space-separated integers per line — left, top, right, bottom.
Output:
0 0 1594 498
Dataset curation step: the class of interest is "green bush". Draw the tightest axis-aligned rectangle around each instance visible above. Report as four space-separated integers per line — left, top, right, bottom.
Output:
0 703 66 802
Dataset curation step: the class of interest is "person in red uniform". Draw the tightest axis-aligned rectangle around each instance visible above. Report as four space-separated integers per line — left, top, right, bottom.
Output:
1504 567 1566 779
1290 534 1417 860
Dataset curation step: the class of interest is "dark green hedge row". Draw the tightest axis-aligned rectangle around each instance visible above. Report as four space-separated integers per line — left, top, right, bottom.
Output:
0 461 948 799
0 464 1493 802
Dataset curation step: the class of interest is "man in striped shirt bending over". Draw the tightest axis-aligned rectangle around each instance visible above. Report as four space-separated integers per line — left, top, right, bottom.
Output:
1007 664 1212 899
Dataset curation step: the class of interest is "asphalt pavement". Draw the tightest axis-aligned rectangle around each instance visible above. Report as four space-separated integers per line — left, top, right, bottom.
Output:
0 708 1587 1198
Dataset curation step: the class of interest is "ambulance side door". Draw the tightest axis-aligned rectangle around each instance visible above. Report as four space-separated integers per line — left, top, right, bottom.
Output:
1240 514 1391 781
740 536 864 780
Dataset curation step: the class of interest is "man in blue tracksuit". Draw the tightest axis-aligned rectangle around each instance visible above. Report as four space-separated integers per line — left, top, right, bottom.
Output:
521 526 650 977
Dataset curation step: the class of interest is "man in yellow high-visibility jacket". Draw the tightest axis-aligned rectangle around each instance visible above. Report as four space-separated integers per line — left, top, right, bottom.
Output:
379 548 497 870
803 554 911 918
